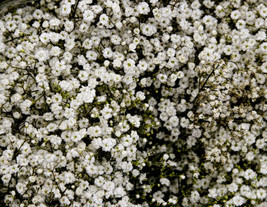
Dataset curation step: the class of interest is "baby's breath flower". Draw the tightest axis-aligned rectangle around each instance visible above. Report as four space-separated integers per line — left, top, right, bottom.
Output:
0 0 266 206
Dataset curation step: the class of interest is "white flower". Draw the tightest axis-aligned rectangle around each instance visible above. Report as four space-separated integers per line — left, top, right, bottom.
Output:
245 132 256 145
77 0 88 12
20 99 32 114
71 131 83 142
236 19 246 29
59 80 72 91
86 164 98 176
169 116 179 127
121 135 133 147
95 176 105 187
256 188 267 200
2 174 11 184
177 71 184 79
258 5 267 18
228 182 238 192
127 115 141 128
42 20 49 28
63 172 75 184
3 149 13 160
99 14 109 25
47 123 58 132
129 43 136 52
180 117 189 128
102 47 113 59
77 70 88 82
50 135 62 146
11 93 22 103
120 161 133 173
79 22 89 33
137 60 148 72
132 169 140 177
50 46 61 57
93 190 104 204
101 105 113 120
103 162 113 175
101 138 116 151
60 196 70 205
190 190 200 203
245 151 255 161
160 178 170 186
111 35 121 45
208 188 217 198
91 5 102 14
82 38 92 50
141 23 157 36
83 9 95 22
157 73 167 83
65 37 75 50
137 2 150 15
63 51 73 62
60 3 72 16
113 59 122 68
20 143 31 155
231 195 246 206
244 169 257 180
112 73 122 83
231 10 241 20
6 21 18 32
102 181 115 191
114 186 126 198
136 91 146 100
167 48 176 57
35 48 50 62
75 187 83 196
16 182 27 194
259 162 267 175
64 20 74 32
49 17 61 27
88 126 102 137
81 88 96 103
259 42 267 53
67 117 77 128
86 50 98 61
32 21 40 29
123 58 136 74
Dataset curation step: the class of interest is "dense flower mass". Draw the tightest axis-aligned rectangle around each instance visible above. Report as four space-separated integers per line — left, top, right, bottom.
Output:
0 0 266 206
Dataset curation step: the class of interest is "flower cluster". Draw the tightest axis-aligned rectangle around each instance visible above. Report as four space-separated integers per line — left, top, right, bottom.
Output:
0 0 266 206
